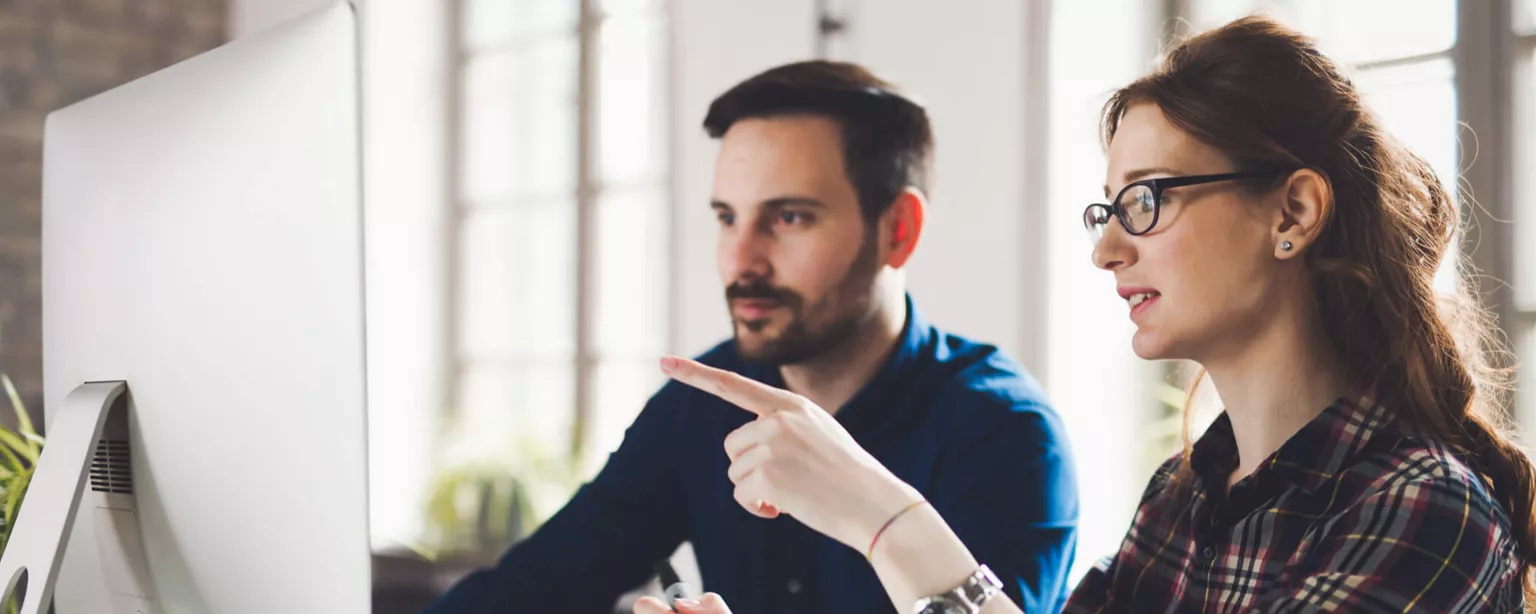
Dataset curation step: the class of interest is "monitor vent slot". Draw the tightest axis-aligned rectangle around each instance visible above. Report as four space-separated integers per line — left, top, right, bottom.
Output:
90 439 133 495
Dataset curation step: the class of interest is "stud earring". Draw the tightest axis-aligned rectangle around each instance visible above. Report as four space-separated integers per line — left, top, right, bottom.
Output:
1281 240 1294 252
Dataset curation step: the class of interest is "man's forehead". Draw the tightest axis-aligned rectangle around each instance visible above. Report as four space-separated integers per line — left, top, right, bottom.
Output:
712 118 855 209
716 117 845 167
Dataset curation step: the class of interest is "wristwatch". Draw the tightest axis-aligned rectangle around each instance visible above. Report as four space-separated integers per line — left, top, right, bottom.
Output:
912 565 1003 614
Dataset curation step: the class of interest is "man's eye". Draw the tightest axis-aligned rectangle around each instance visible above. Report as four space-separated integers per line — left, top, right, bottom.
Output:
777 210 810 225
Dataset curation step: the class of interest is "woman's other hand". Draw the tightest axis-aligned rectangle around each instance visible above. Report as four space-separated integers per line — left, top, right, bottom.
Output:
633 593 732 614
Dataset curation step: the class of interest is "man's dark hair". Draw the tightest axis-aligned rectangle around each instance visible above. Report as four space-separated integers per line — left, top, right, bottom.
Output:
703 61 933 221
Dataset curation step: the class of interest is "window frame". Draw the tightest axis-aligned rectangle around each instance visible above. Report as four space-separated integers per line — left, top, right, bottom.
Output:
445 0 672 469
1456 0 1530 428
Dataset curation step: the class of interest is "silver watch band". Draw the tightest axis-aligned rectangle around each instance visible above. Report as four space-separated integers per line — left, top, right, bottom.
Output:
913 564 1004 613
957 565 1003 606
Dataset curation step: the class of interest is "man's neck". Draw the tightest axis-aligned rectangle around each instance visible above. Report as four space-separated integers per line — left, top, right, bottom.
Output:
1204 300 1348 490
779 292 907 414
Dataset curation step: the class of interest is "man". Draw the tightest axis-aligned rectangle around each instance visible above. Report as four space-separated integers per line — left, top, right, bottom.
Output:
424 61 1077 614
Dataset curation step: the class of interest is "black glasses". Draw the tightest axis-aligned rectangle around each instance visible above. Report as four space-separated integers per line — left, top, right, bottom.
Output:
1082 169 1293 243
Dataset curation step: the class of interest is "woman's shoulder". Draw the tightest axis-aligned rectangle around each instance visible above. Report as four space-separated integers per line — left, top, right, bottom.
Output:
1299 434 1527 608
1319 434 1522 577
1340 433 1510 524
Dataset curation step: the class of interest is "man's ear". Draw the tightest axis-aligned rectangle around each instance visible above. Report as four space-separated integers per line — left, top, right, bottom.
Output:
883 187 926 269
1273 169 1332 260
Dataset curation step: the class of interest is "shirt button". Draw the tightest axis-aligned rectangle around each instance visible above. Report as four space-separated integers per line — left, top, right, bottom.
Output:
1200 546 1216 561
787 579 802 595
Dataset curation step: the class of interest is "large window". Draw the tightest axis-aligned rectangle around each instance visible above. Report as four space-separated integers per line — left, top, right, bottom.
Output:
446 0 670 512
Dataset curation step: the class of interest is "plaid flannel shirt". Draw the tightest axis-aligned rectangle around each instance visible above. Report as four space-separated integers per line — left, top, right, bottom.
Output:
1063 393 1525 613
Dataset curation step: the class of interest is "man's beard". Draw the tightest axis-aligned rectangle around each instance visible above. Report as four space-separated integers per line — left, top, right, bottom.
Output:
726 234 882 365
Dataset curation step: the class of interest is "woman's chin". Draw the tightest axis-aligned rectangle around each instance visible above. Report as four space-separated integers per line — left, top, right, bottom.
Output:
1131 329 1174 361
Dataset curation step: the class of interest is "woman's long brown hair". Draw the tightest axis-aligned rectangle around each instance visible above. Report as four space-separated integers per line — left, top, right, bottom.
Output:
1102 15 1534 593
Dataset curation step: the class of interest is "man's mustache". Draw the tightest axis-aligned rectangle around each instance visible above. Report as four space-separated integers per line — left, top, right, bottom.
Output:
725 281 800 304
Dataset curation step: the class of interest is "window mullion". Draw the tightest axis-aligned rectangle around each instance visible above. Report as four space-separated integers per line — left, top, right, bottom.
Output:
574 0 602 462
1455 0 1521 414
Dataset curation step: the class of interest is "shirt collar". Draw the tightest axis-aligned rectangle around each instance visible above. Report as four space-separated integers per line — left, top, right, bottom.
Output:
835 294 932 434
1191 391 1395 495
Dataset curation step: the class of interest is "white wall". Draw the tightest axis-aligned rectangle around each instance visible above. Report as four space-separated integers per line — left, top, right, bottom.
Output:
230 0 451 550
837 0 1041 373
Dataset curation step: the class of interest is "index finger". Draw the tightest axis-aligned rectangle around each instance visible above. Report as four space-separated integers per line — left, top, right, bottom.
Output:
660 357 795 416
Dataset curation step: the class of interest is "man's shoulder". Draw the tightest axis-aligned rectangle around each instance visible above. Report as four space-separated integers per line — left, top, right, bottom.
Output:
927 326 1053 418
921 326 1076 504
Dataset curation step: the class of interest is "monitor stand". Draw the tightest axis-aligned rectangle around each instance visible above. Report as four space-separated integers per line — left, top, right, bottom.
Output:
0 381 157 614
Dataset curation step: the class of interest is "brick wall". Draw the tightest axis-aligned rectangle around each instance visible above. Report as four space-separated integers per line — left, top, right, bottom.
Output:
0 0 225 429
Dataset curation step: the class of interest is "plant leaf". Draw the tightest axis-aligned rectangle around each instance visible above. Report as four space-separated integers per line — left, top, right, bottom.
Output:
0 442 21 476
0 430 35 465
3 472 28 549
0 375 37 457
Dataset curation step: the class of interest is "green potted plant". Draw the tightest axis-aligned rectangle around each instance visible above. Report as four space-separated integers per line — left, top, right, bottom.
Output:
419 461 537 562
0 373 43 614
417 415 583 563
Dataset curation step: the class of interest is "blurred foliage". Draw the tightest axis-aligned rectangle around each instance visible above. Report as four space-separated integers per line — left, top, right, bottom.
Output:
416 414 583 561
0 374 43 614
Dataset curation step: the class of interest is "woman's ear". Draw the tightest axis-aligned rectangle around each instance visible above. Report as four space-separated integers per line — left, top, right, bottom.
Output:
1273 168 1332 260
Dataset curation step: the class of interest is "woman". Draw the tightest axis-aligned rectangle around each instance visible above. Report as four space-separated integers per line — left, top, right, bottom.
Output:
639 16 1533 613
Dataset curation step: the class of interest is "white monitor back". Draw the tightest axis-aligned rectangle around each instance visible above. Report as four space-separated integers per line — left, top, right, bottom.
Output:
41 3 370 612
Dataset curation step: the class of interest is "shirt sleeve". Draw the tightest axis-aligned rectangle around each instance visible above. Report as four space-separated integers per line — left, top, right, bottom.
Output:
1255 469 1522 614
928 402 1079 614
421 389 691 614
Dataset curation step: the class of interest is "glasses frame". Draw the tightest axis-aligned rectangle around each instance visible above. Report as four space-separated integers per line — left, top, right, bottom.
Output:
1084 168 1294 239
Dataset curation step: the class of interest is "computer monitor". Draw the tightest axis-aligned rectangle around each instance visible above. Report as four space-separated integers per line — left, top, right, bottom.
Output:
0 2 371 612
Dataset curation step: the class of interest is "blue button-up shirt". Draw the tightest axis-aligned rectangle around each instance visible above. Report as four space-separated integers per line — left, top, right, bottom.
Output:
424 297 1078 614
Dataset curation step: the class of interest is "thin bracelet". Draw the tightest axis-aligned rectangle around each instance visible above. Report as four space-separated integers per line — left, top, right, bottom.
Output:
866 500 929 561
